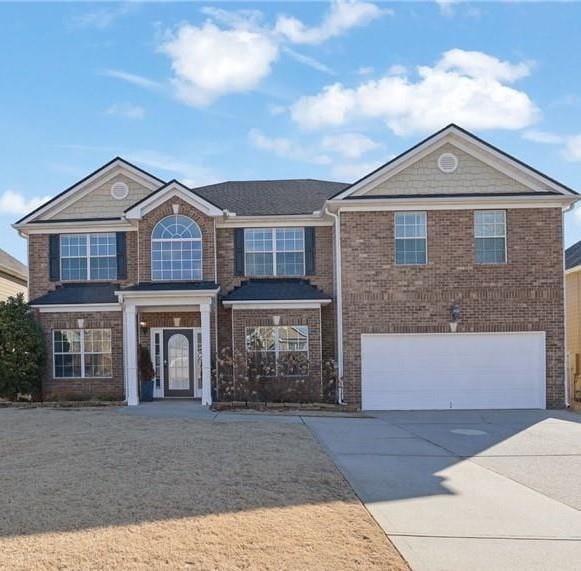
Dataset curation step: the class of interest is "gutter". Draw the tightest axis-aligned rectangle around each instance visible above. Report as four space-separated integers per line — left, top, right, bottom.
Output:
325 206 345 405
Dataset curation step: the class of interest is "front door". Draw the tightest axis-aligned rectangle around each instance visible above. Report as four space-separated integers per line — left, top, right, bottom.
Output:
163 329 194 397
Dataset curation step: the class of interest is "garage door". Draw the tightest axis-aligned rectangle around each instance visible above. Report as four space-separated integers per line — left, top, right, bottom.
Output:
361 332 546 410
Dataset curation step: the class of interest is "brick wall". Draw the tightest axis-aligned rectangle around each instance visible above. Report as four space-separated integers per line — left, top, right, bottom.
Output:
340 207 565 408
37 311 124 400
138 197 216 283
223 308 324 402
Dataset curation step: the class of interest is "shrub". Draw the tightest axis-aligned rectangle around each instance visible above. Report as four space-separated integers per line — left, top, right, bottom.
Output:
0 294 45 400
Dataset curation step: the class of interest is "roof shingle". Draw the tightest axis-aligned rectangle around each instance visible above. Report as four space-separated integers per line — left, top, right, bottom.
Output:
222 279 332 302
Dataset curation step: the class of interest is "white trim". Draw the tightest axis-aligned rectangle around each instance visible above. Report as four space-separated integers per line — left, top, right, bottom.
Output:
14 220 137 235
116 290 218 301
362 331 547 338
200 303 212 406
124 182 223 219
217 215 332 228
124 303 139 405
17 160 162 225
225 300 331 310
34 303 121 312
334 126 577 200
565 266 581 275
328 195 575 212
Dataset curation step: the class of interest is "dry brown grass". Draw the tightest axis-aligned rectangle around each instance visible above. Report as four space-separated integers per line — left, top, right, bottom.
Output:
0 408 407 570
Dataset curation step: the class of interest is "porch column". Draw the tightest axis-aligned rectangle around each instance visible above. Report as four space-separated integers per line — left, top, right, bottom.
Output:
200 302 212 406
123 303 139 406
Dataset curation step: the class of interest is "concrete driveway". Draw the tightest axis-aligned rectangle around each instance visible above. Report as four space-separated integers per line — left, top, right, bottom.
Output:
304 410 581 571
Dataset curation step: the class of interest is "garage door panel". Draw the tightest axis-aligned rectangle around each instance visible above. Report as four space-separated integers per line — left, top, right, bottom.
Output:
361 333 546 410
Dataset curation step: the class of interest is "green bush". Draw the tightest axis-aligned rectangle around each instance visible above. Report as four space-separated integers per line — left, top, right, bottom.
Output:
0 294 45 399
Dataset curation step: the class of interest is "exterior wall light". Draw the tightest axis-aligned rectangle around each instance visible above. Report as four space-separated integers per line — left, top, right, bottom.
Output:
449 303 461 333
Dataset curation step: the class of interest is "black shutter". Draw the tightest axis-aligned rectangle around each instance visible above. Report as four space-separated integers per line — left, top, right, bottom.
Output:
116 232 127 280
305 227 316 275
49 234 60 282
234 228 245 276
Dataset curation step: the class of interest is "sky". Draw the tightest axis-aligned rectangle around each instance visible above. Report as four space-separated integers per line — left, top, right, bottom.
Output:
2 0 581 263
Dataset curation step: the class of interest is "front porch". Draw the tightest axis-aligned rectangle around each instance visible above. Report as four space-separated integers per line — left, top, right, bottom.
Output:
116 283 219 406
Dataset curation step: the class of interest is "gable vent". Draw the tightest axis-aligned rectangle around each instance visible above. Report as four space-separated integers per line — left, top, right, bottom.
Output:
111 181 129 200
437 152 458 174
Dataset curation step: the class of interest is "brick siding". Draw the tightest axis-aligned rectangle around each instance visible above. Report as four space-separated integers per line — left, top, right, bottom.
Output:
340 207 565 408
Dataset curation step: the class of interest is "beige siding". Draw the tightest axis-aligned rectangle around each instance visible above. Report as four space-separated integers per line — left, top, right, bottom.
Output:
0 275 27 301
362 143 550 196
39 173 157 220
566 271 581 402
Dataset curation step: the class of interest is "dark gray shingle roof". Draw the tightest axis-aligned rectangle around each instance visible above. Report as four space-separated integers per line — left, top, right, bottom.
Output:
566 241 581 270
222 279 332 302
193 179 348 216
120 282 219 292
0 249 27 280
30 283 118 305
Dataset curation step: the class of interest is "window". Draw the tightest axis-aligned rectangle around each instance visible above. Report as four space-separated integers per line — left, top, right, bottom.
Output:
53 329 112 378
246 326 309 376
60 233 117 280
244 228 305 276
395 212 427 265
474 210 506 264
151 215 202 281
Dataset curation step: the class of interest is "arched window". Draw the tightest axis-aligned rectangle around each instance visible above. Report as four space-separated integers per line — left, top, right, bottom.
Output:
151 215 202 281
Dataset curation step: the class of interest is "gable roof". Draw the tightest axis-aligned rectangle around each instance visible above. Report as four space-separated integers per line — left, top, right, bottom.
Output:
331 124 578 200
15 157 165 225
193 179 347 216
0 249 27 281
566 241 581 270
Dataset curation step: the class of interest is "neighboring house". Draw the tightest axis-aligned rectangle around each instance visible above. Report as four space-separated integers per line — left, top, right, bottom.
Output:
565 241 581 404
0 248 27 301
13 124 578 409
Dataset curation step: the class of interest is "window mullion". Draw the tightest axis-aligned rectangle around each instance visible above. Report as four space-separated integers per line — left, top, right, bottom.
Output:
80 329 85 379
272 229 277 276
86 236 91 280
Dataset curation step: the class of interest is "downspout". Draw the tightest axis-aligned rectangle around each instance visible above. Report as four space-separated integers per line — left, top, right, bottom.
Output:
324 206 345 405
563 201 577 407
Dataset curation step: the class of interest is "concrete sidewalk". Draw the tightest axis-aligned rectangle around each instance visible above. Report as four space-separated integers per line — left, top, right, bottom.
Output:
304 411 581 571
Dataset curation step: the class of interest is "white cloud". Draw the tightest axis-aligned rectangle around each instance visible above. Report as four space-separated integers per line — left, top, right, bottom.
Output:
268 103 287 116
322 132 380 159
435 0 461 17
291 49 539 135
104 103 145 120
357 66 374 76
564 136 581 162
283 47 335 75
275 0 389 45
102 69 161 90
0 190 52 215
249 129 331 165
159 22 279 107
330 159 384 181
71 3 136 30
522 130 563 145
388 64 407 76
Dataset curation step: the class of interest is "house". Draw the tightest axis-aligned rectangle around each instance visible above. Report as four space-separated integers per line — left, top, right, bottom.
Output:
0 248 27 301
13 124 578 410
565 240 581 404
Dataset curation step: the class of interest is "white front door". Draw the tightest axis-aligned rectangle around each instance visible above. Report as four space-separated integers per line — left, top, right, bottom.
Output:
361 332 546 410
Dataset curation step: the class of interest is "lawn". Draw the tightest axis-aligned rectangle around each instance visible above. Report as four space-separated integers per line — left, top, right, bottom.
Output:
0 408 407 570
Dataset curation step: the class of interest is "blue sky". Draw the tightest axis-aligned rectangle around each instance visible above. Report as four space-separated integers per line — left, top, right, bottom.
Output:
2 1 581 263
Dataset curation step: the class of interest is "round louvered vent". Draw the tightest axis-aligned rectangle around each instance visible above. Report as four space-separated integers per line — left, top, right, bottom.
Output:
437 152 458 174
111 181 129 199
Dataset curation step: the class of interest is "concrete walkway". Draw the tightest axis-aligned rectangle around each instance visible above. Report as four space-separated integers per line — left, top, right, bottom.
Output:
305 410 581 571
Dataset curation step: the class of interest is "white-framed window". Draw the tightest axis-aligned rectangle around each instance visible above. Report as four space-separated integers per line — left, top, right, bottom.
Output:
244 228 305 276
474 210 507 264
395 212 427 265
60 233 117 281
53 329 112 378
151 215 202 281
245 325 309 376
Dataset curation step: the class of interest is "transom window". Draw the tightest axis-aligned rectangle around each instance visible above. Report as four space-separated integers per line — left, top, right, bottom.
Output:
474 210 506 264
244 228 305 276
151 215 202 281
395 212 427 265
53 329 112 378
60 233 117 280
246 325 309 376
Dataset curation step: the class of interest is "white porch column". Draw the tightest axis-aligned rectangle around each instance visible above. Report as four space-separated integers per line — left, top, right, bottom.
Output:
200 302 212 406
123 303 139 406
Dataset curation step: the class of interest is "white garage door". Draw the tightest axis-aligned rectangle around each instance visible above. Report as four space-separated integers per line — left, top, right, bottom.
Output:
361 332 546 410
